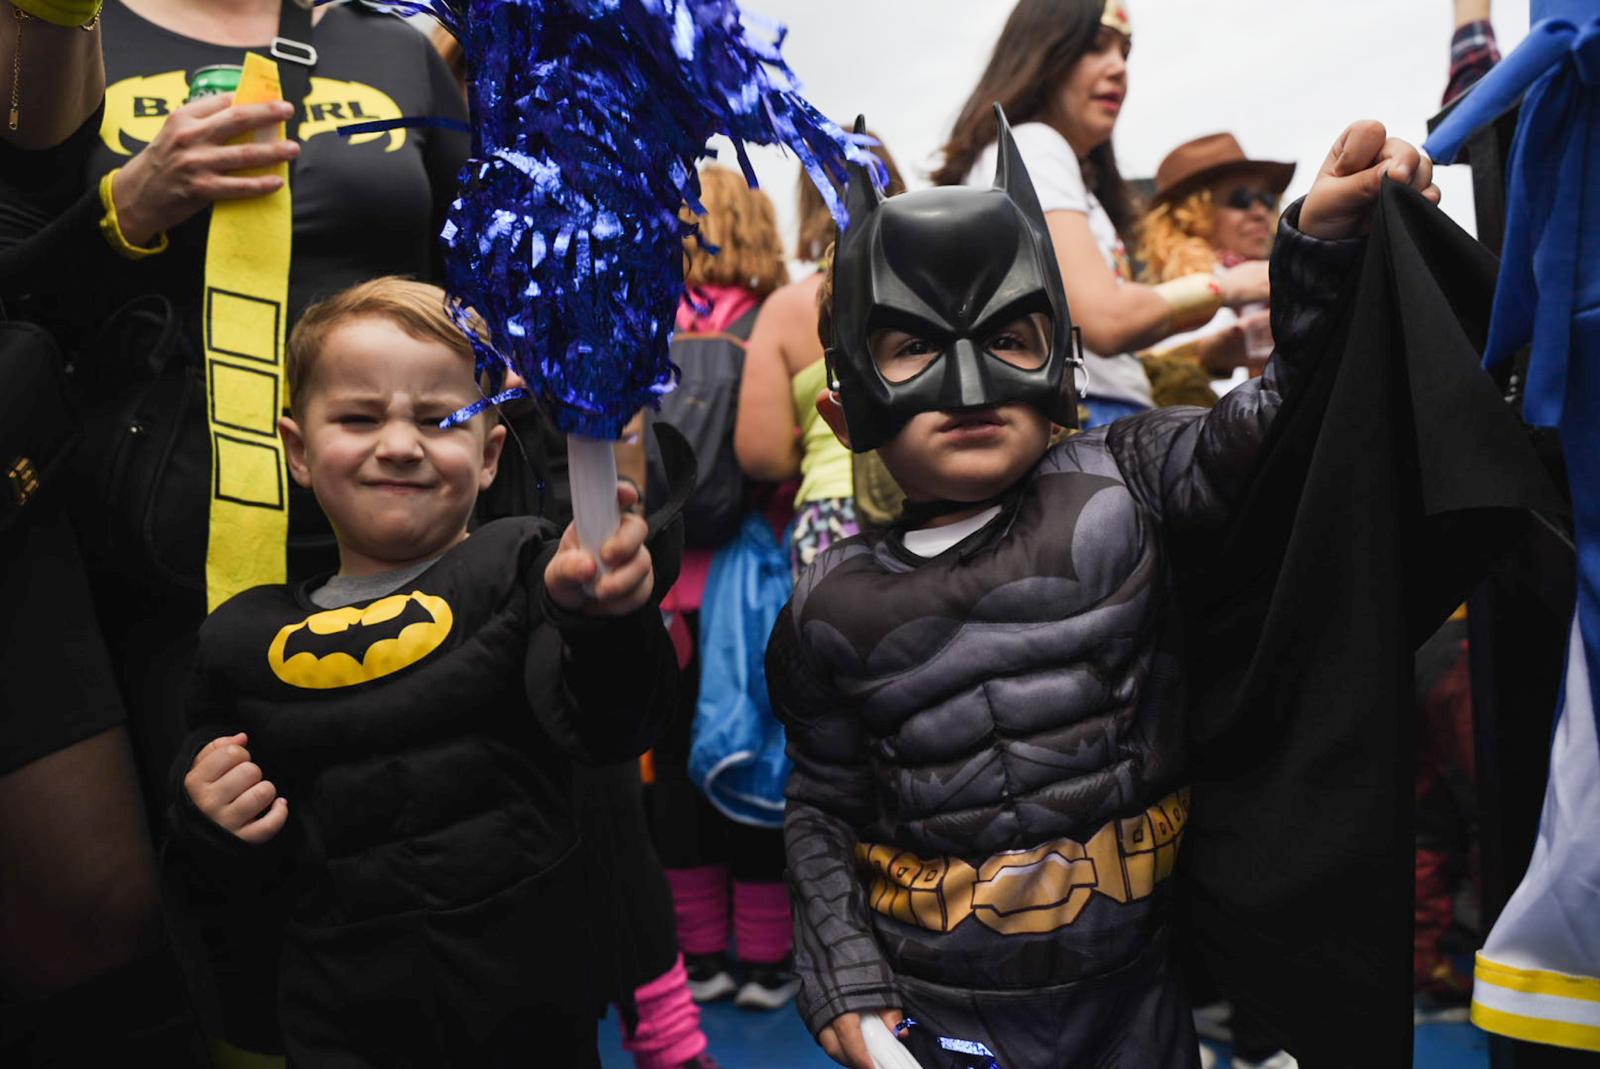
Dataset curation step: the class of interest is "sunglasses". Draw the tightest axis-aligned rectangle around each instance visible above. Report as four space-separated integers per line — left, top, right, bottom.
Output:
1223 188 1278 211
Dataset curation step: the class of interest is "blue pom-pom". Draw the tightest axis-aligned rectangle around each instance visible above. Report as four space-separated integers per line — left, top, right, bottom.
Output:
365 0 885 438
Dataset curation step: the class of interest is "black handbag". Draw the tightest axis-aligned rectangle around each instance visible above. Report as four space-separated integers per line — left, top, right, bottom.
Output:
0 318 81 533
71 292 210 589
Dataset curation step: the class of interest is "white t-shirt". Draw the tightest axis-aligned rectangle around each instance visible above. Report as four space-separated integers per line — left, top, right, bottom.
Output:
903 506 1004 559
965 123 1153 408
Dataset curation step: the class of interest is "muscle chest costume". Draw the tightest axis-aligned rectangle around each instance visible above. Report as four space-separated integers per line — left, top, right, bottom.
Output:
163 517 679 1064
768 109 1360 1066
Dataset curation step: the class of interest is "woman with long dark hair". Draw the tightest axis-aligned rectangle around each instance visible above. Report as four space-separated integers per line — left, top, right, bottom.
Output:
935 0 1271 427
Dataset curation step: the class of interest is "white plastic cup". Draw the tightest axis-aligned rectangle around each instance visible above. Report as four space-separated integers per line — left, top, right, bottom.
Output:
1242 304 1274 362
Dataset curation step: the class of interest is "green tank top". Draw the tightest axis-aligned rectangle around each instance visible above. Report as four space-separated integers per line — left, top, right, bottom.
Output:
790 358 854 506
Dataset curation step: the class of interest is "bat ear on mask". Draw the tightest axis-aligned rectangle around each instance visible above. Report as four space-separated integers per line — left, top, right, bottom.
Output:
842 113 883 233
991 103 1048 229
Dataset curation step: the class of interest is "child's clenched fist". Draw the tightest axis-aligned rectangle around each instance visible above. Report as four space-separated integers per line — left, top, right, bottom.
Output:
183 732 288 843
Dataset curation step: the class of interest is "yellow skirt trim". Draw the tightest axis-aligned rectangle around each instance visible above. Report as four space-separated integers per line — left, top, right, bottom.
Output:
1470 1003 1600 1054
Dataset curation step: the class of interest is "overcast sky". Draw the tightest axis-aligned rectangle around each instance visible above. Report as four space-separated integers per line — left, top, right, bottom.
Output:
707 0 1532 259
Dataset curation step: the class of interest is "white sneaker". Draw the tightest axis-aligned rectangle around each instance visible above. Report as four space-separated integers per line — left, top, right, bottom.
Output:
684 952 737 1002
732 960 801 1010
1233 1052 1299 1069
1199 1043 1218 1069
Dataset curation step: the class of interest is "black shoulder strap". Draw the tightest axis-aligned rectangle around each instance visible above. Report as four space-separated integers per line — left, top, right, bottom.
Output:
273 0 317 146
726 305 760 342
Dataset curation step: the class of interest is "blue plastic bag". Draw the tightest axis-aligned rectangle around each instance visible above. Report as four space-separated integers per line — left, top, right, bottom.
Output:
690 513 794 827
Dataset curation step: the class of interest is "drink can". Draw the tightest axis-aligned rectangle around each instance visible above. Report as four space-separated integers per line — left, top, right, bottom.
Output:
187 65 244 103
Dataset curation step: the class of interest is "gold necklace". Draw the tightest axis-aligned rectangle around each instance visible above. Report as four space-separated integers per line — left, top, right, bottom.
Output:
9 6 102 134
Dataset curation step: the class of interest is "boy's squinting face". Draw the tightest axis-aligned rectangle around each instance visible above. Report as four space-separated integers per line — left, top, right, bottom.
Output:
281 317 505 576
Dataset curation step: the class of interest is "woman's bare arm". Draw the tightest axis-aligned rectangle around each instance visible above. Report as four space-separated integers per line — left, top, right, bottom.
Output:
1046 210 1268 357
1046 210 1178 356
1 0 104 150
735 281 812 482
1454 0 1491 27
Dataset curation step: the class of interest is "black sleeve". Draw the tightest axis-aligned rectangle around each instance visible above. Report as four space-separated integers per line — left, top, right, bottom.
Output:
0 184 120 298
163 640 295 885
0 103 122 298
419 37 468 285
0 99 101 204
523 544 680 764
160 637 294 1052
767 604 901 1035
1107 199 1365 529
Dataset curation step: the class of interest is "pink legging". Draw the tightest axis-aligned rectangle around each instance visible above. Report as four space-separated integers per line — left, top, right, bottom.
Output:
664 865 793 964
622 955 706 1069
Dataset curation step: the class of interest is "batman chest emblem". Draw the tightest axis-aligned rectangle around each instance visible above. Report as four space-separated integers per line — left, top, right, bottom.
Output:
268 591 454 689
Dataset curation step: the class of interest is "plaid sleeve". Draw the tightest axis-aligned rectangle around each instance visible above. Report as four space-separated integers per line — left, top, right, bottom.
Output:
1444 20 1502 107
769 604 902 1034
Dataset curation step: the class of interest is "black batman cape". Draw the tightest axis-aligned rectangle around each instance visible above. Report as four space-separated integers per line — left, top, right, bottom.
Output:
1173 181 1562 1068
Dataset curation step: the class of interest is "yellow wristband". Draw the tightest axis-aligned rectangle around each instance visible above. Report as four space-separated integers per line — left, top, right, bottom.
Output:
98 168 169 260
1154 273 1224 333
10 0 101 28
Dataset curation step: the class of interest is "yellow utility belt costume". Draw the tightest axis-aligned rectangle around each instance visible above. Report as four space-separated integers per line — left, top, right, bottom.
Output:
858 789 1189 936
202 52 293 612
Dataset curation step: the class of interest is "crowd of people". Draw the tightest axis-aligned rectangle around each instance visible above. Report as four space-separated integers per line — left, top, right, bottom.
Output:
0 0 1545 1067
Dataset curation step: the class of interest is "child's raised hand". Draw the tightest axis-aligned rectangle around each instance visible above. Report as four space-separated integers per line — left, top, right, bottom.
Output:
183 733 288 844
544 481 655 617
1299 120 1439 241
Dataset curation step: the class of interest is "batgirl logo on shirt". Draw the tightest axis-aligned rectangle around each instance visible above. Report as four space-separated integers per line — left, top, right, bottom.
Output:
268 591 453 689
101 70 191 155
100 71 407 156
296 78 406 151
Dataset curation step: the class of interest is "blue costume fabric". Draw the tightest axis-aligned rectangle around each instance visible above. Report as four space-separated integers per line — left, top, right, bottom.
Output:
690 513 793 828
1424 1 1600 1047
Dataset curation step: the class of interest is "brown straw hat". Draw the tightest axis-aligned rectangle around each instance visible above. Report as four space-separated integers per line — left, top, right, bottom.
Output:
1151 133 1296 207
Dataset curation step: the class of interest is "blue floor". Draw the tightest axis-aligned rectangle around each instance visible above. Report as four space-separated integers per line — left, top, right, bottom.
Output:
599 1002 1489 1067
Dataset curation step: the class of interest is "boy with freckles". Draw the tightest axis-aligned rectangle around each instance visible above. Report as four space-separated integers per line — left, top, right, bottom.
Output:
165 277 677 1067
770 113 1438 1069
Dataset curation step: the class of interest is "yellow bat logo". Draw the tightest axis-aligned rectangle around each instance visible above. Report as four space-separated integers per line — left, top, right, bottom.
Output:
299 77 406 152
100 70 189 156
268 590 452 689
98 72 406 157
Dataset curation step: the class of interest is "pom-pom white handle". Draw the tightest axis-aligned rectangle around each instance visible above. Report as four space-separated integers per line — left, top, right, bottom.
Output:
860 1017 925 1069
567 434 621 574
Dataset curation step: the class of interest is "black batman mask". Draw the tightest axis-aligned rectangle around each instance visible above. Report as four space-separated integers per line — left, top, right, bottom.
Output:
825 107 1084 453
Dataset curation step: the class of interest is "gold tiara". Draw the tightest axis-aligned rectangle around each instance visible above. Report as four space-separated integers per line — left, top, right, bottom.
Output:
1102 0 1132 37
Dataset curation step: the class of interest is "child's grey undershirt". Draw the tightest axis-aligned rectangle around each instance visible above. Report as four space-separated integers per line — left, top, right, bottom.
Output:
310 555 444 609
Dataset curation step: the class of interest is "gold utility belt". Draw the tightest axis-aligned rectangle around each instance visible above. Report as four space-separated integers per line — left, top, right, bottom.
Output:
857 789 1189 936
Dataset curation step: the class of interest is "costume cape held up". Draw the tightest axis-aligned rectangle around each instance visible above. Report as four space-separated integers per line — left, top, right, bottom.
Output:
1425 0 1600 1050
1174 181 1560 1067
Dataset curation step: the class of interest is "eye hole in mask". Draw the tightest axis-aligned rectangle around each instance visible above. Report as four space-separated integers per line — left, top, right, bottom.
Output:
869 312 1053 384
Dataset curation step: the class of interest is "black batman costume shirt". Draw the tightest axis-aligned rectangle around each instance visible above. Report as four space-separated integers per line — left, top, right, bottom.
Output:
768 204 1361 1067
163 518 677 1065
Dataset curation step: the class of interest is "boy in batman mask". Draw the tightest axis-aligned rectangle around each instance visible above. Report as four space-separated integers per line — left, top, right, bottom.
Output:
768 110 1439 1069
